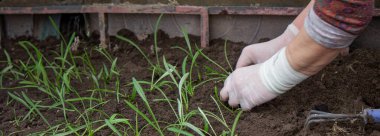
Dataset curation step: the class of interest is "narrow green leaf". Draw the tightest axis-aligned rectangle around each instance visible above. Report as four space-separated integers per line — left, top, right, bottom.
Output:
124 100 158 131
55 125 87 136
105 119 122 136
181 122 205 136
198 108 216 136
231 110 243 136
168 127 194 136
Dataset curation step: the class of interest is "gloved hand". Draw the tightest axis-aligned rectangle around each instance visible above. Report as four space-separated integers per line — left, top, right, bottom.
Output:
236 24 298 68
220 64 279 110
235 24 349 69
221 47 309 111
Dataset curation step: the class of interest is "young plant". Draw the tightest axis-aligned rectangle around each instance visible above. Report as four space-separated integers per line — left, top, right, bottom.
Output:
2 14 246 136
172 27 203 96
172 28 234 95
115 14 166 75
126 54 243 135
127 75 206 135
95 48 120 81
0 50 24 88
2 16 128 135
153 14 164 67
93 47 122 102
10 109 22 127
224 40 234 72
8 92 50 126
93 114 135 135
125 78 164 135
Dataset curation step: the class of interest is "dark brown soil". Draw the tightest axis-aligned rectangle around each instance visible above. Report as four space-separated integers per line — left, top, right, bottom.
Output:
0 31 379 136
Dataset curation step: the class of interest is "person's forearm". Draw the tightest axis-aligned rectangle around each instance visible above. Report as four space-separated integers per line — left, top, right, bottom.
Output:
286 28 342 76
287 0 374 76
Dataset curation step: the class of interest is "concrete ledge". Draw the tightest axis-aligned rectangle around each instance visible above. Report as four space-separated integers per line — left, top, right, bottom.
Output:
0 5 379 48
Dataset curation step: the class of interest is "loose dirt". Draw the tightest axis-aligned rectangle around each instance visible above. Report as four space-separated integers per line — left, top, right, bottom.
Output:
0 31 379 136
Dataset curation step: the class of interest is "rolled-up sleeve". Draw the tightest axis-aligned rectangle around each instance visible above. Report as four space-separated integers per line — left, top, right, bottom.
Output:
304 0 374 48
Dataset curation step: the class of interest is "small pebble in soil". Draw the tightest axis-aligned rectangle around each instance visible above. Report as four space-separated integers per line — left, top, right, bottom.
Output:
149 44 162 54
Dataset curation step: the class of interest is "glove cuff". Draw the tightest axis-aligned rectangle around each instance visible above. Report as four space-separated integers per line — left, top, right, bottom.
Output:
259 47 309 94
287 23 299 36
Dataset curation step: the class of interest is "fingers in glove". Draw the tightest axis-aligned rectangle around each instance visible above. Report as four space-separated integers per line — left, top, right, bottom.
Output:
220 87 229 102
228 90 240 108
221 75 239 108
236 48 254 69
220 76 232 101
240 99 255 111
236 57 251 69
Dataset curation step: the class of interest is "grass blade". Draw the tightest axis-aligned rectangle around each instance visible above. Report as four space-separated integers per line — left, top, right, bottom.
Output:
180 27 193 56
55 125 87 136
125 101 160 134
49 16 67 46
181 122 206 136
168 127 194 136
115 35 154 67
231 110 243 136
154 14 164 65
105 119 122 136
127 78 163 135
224 40 233 72
198 108 216 136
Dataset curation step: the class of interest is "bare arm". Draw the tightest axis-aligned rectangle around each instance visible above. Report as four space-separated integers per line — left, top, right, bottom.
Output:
286 28 343 76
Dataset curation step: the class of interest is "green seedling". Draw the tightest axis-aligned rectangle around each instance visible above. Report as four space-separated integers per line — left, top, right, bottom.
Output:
2 16 127 136
224 40 234 72
2 14 246 136
116 14 166 76
231 110 243 136
127 56 241 135
153 14 164 67
213 86 235 113
49 16 67 45
134 111 140 136
123 62 204 135
8 92 50 126
198 107 217 135
18 41 50 88
10 109 22 127
115 35 154 67
93 114 134 136
199 52 229 76
173 27 196 57
172 27 203 96
167 127 194 136
125 78 164 135
0 50 24 88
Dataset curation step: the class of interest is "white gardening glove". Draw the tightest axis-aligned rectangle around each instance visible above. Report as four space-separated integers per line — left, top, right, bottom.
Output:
221 47 309 111
236 24 299 68
220 64 278 110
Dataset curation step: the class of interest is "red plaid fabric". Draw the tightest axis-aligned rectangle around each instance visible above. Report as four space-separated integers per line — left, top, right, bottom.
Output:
314 0 374 35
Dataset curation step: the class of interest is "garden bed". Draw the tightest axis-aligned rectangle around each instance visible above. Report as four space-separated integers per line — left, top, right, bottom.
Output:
0 30 379 136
